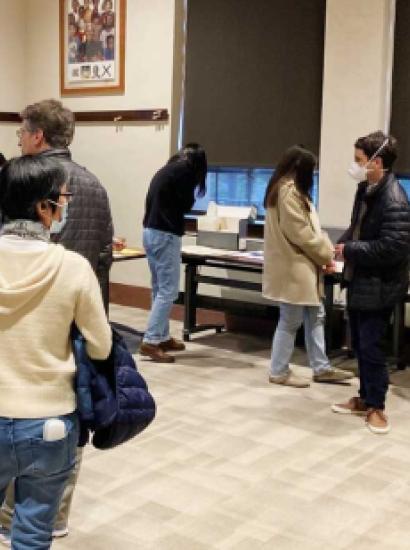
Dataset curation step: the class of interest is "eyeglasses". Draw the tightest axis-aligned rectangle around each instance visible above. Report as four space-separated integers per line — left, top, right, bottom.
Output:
48 192 73 207
59 192 73 203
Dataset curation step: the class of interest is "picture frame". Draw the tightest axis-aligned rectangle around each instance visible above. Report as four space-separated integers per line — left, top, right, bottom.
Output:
59 0 126 96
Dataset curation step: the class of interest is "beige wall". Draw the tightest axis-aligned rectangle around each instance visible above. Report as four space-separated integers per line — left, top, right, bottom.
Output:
13 0 176 288
0 0 398 294
319 0 395 227
170 0 185 154
0 0 25 159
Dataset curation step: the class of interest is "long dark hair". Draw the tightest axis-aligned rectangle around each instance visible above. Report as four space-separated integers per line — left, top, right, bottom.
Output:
169 142 208 197
264 145 316 210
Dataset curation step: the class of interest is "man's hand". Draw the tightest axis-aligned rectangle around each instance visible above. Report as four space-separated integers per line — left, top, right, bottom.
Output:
334 243 345 261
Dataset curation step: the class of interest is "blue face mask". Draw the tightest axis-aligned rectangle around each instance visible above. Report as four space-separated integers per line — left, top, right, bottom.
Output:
49 202 68 234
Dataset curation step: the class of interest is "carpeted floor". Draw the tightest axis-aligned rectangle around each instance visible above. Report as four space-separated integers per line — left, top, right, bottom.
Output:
53 304 410 550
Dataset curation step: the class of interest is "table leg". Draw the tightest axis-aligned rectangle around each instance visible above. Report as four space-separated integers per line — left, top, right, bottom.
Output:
183 263 198 341
324 277 334 353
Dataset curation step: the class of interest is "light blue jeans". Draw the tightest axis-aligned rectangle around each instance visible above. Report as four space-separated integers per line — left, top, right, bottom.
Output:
143 228 182 345
270 302 331 376
0 412 78 549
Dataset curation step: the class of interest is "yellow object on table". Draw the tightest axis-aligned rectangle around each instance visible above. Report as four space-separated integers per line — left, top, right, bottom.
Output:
119 247 144 256
113 247 145 261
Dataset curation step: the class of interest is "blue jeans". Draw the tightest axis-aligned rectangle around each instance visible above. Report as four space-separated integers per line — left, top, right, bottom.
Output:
143 228 182 345
349 308 392 409
270 302 331 376
0 413 78 550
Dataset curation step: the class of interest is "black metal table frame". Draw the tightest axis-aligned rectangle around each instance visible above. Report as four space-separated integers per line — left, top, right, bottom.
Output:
181 253 341 351
181 252 407 367
183 256 263 339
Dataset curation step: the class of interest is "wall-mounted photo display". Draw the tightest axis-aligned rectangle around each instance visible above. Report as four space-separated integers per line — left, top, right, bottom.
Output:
60 0 126 95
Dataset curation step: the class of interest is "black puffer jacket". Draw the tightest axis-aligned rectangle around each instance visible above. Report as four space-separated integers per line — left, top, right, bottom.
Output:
42 149 113 304
339 173 410 310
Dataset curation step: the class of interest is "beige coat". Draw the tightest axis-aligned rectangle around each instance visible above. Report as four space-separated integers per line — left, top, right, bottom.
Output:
263 178 334 306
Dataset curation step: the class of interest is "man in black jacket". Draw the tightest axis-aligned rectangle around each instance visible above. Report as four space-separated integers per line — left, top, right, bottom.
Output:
332 131 410 434
0 99 113 540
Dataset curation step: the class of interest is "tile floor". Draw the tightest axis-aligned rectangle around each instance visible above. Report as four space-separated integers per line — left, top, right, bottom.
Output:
52 304 410 550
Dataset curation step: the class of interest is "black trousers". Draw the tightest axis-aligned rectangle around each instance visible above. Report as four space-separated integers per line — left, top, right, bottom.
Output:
348 308 393 410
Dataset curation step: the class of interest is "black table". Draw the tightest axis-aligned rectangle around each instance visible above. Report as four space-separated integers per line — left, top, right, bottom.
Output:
181 249 342 352
181 248 409 368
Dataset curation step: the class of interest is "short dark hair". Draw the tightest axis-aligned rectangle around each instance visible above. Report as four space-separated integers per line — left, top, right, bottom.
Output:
0 153 6 168
354 130 397 170
264 145 316 209
0 156 66 222
20 99 75 148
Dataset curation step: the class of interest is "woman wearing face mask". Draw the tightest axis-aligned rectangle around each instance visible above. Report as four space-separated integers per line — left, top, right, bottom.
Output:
263 145 354 387
0 155 112 549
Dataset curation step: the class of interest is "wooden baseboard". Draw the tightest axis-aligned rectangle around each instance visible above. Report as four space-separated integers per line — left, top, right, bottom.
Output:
109 283 277 336
109 282 225 325
109 283 151 310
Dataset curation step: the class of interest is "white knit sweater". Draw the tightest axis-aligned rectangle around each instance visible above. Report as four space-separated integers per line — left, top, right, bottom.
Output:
0 236 112 418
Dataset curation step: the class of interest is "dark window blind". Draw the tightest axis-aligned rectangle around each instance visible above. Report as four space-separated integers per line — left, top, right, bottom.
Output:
183 0 326 167
391 0 410 173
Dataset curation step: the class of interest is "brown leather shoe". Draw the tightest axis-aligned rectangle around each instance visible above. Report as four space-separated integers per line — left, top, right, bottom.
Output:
139 342 175 363
159 338 186 352
331 396 367 415
366 408 390 434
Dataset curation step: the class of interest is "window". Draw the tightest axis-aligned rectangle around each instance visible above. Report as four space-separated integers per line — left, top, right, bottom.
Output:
182 1 325 218
192 167 319 218
397 175 410 199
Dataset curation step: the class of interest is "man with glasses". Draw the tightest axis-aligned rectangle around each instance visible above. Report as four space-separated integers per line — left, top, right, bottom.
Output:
16 99 113 310
0 99 113 543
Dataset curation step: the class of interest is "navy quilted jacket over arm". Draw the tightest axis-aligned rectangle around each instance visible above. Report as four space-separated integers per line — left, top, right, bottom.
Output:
74 328 156 449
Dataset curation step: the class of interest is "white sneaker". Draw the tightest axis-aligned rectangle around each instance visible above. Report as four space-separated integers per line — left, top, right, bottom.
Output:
52 527 69 538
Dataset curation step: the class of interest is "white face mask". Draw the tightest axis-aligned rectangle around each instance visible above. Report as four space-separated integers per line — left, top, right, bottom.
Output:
348 162 367 182
347 137 389 182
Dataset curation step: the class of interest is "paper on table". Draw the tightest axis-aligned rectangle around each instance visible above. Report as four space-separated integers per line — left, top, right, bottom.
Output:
182 245 264 263
228 250 264 260
182 245 234 257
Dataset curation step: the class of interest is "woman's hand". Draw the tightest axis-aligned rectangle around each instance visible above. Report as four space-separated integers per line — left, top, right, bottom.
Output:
322 260 336 274
334 243 345 261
